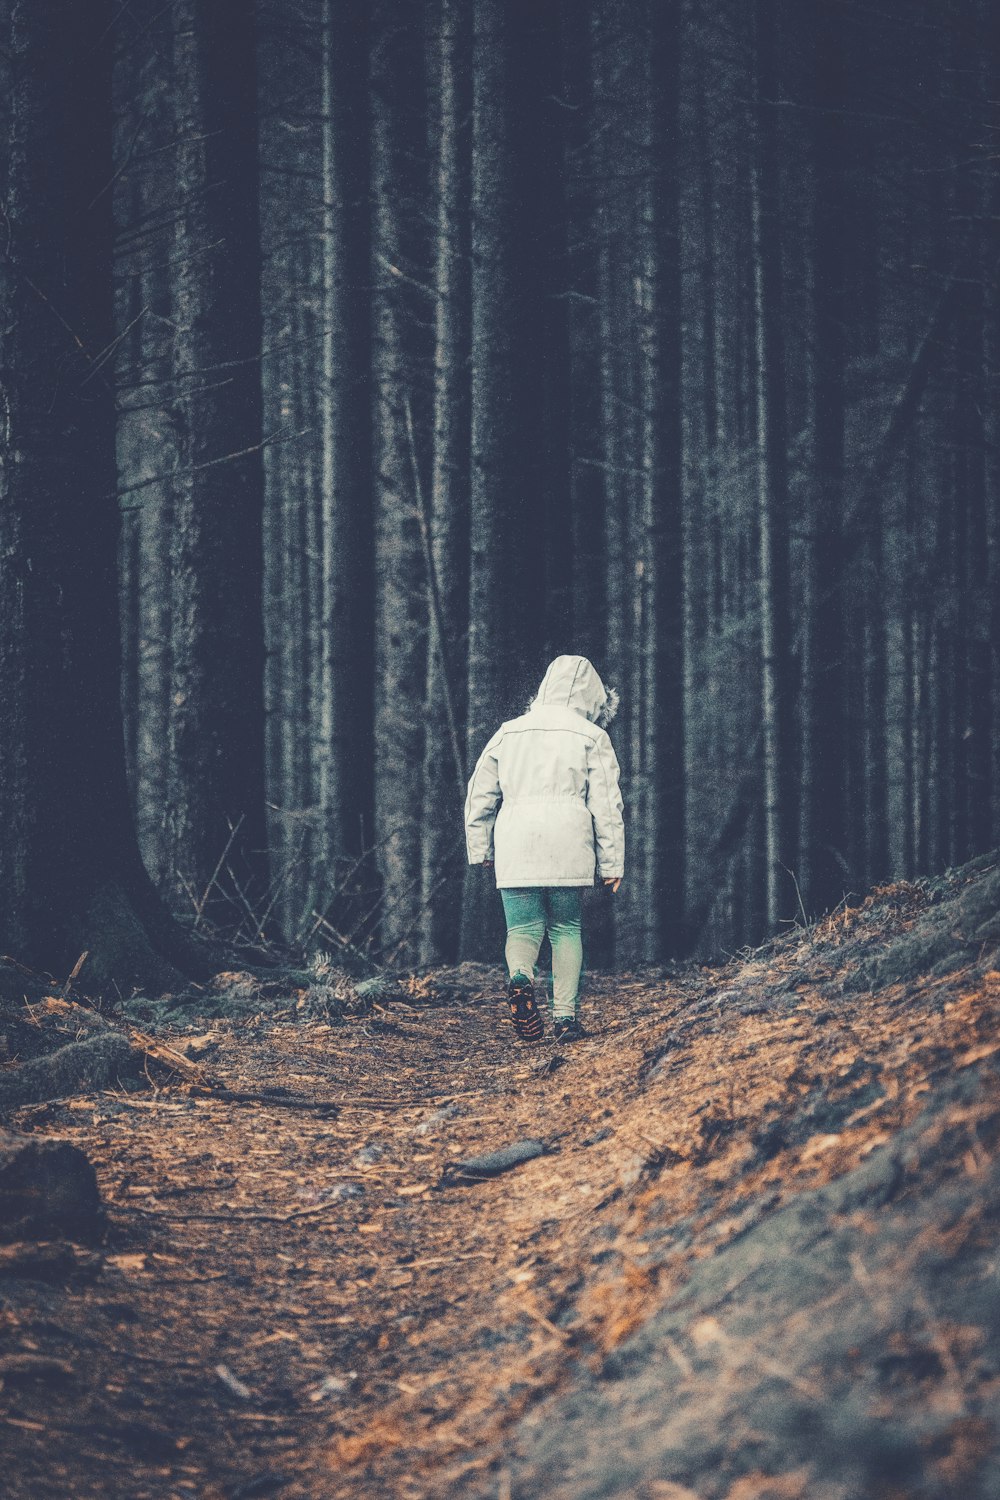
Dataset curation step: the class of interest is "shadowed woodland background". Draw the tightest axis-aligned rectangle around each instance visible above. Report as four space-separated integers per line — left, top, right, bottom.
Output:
1 0 997 987
3 11 1000 1493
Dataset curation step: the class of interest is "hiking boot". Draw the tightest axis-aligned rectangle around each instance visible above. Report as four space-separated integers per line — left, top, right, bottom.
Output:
507 973 544 1043
553 1016 586 1044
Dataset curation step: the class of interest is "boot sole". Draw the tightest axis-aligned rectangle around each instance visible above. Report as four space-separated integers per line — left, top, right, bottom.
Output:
508 980 544 1043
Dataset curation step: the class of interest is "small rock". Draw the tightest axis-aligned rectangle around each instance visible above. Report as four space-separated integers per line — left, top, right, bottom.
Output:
620 1153 648 1188
307 1371 357 1403
447 1139 547 1183
354 1142 385 1166
0 1130 104 1243
328 1182 364 1201
413 1103 460 1135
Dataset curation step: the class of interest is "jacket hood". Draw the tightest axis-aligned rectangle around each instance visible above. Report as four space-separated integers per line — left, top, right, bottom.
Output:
529 655 619 727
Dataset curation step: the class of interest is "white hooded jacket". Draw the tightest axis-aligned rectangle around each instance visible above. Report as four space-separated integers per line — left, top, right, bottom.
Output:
464 655 625 888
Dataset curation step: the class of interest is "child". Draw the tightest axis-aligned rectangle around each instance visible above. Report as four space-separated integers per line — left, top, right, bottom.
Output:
464 655 625 1043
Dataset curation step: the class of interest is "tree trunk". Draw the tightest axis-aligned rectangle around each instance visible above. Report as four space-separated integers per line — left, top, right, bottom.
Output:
459 0 545 960
114 1 179 896
256 1 326 943
749 0 795 930
0 0 208 994
799 0 850 915
525 4 574 659
564 0 605 671
564 0 614 966
961 0 993 854
318 0 375 908
420 0 472 966
986 76 1000 851
168 0 269 927
591 4 638 962
371 0 430 966
638 0 685 960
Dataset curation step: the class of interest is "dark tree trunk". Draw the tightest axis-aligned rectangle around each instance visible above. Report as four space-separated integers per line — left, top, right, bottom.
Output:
638 0 685 960
960 0 994 854
313 0 374 936
522 4 574 659
318 0 375 906
114 1 180 898
591 4 639 963
371 0 429 965
168 0 269 927
800 0 850 915
262 241 317 944
749 0 795 929
0 0 208 993
864 486 890 883
564 0 605 670
420 0 472 966
987 76 1000 851
459 0 545 960
564 0 614 965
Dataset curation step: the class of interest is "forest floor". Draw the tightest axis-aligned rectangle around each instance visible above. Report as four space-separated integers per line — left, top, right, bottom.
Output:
2 860 1000 1499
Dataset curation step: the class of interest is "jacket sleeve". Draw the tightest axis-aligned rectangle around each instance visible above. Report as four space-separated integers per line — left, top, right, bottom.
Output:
464 729 503 864
586 730 625 879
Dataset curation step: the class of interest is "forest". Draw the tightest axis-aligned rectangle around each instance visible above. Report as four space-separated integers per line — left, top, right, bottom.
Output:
0 0 997 987
3 6 1000 1498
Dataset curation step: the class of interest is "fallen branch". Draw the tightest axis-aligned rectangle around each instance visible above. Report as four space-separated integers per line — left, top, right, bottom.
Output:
118 1195 358 1225
187 1085 339 1114
127 1028 209 1082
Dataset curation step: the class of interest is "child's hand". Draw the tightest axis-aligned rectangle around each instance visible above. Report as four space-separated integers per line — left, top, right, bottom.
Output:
603 877 622 893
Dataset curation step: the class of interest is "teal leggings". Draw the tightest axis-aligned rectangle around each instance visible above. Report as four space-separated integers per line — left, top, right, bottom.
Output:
500 887 583 1020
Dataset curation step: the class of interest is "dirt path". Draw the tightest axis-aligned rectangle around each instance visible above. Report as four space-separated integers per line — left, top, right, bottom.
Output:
4 968 694 1499
4 888 1000 1499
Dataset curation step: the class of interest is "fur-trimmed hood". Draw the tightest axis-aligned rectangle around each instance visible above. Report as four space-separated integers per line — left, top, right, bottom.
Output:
528 655 619 728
